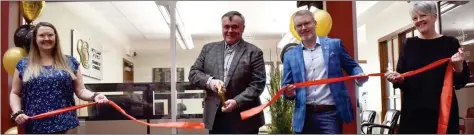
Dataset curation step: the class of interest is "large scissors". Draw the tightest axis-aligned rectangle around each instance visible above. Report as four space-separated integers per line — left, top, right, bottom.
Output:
217 83 227 108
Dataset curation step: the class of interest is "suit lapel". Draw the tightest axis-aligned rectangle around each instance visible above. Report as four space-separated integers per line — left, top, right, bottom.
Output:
320 37 330 70
224 41 247 87
295 45 306 82
217 41 226 80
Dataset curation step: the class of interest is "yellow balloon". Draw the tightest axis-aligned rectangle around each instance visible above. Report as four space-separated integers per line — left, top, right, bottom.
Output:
20 1 45 24
2 47 27 77
4 126 18 134
290 9 333 41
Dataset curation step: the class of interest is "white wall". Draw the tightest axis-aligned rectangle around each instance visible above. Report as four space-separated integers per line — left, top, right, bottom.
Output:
132 37 283 124
133 37 282 82
357 2 413 123
457 86 474 118
35 2 135 117
358 1 474 125
36 2 133 84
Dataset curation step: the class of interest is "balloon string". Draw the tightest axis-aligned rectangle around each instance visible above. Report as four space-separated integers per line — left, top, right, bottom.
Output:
240 58 453 134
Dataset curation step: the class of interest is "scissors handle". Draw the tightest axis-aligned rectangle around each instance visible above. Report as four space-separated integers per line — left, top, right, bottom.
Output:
217 83 227 108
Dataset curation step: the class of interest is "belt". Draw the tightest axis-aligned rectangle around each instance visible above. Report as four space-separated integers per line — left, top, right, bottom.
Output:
306 105 336 112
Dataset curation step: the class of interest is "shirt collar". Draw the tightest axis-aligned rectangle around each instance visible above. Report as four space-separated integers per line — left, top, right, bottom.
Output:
301 36 320 50
225 40 241 49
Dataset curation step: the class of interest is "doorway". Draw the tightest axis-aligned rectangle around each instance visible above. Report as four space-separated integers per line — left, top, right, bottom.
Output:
123 58 134 83
378 24 415 120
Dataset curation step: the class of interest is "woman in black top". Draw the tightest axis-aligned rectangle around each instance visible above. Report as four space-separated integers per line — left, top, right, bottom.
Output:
385 1 471 134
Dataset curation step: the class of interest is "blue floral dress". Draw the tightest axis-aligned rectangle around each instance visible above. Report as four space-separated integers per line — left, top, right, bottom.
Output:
16 55 80 134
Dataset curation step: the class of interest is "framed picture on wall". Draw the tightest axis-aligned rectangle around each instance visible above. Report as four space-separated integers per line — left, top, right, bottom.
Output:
440 1 474 85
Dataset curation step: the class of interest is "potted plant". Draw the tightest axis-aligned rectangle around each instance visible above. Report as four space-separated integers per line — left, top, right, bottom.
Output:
266 67 295 134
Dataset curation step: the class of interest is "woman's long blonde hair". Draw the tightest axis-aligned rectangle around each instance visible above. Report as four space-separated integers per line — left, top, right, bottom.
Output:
23 22 77 82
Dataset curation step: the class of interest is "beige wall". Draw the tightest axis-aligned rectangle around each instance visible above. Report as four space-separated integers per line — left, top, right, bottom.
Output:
36 2 134 84
357 2 413 123
457 86 474 117
35 2 136 120
357 1 473 125
132 37 282 83
132 37 283 125
34 2 285 132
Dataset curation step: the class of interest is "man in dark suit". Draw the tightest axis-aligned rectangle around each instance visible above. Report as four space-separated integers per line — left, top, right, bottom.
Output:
188 11 266 134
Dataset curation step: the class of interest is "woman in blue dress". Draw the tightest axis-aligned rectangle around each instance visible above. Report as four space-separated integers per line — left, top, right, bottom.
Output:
9 22 109 134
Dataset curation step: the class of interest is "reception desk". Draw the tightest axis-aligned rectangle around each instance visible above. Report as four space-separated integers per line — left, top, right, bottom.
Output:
74 82 208 134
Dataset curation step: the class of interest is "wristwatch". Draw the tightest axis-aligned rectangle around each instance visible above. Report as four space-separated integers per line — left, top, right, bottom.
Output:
10 110 24 122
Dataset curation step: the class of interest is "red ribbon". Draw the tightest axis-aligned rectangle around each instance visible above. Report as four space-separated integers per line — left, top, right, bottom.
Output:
240 58 453 134
28 58 453 133
30 101 205 129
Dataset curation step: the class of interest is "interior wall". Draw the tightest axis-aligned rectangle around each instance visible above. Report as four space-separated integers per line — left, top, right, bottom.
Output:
132 37 282 125
32 2 136 119
356 2 412 124
357 1 474 125
457 87 474 118
35 2 134 84
133 37 282 83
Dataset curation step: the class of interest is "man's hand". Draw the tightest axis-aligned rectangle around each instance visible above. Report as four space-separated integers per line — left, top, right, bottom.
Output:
354 73 369 85
283 84 296 97
207 79 224 92
221 99 237 112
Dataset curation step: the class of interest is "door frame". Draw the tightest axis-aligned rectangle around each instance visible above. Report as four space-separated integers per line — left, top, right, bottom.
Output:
378 24 415 119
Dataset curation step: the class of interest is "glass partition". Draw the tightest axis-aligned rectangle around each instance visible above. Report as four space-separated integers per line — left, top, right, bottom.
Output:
33 1 177 134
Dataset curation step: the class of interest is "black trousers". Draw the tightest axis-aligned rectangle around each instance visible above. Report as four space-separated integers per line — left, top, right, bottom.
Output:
209 107 259 134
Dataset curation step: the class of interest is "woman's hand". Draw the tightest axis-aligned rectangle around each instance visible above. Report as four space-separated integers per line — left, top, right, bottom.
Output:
451 48 465 73
385 72 404 83
94 93 109 104
15 114 29 125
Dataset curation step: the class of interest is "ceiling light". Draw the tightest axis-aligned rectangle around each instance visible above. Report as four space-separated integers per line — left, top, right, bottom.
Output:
157 4 194 50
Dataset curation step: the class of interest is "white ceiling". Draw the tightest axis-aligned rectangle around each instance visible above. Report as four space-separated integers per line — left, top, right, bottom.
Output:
84 1 297 41
356 1 378 17
177 1 296 37
87 1 170 40
67 1 404 53
441 1 474 42
356 1 399 27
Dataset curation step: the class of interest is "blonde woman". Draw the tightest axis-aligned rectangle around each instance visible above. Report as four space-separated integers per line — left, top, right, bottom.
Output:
9 22 109 134
385 2 471 134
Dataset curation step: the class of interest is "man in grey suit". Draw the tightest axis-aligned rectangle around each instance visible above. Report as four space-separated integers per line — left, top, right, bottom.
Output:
189 11 266 134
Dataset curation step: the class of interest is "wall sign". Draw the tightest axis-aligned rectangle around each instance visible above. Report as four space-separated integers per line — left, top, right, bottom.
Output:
71 29 103 80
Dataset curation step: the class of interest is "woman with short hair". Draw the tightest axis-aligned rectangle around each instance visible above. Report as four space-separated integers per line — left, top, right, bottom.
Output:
385 1 471 134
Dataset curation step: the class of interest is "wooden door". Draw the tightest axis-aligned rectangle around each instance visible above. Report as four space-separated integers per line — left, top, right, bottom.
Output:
123 59 134 83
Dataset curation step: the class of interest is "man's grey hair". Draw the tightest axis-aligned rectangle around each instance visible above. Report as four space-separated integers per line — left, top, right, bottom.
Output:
409 1 438 17
293 10 315 22
222 11 245 25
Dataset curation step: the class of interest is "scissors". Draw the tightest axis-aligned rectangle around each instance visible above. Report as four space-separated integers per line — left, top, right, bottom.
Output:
217 83 227 108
